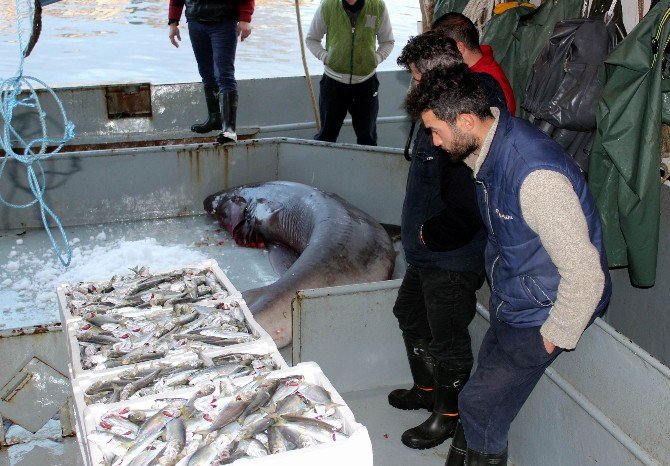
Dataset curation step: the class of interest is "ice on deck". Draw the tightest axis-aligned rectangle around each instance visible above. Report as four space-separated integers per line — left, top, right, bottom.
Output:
0 215 279 330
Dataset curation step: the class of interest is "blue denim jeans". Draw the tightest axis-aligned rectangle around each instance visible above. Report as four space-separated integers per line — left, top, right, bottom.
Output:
188 19 238 94
315 74 379 146
458 317 562 453
393 265 484 370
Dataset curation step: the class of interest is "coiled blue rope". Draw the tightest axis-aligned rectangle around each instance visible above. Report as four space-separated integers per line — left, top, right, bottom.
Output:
0 0 75 266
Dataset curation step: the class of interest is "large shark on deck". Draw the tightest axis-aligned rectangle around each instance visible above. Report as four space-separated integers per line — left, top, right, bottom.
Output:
204 181 396 348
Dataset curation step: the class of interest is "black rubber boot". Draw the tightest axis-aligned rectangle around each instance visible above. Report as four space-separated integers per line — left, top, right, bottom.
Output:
401 363 469 449
191 85 221 133
444 420 467 466
388 336 435 411
217 91 238 143
464 448 508 465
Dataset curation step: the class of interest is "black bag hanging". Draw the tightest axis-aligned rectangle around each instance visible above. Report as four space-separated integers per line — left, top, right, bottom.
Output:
522 17 618 173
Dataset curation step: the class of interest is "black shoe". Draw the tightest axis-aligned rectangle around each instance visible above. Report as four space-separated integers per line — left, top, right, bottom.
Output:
464 447 508 465
191 85 221 133
388 336 435 411
217 91 238 143
401 363 469 450
445 420 467 466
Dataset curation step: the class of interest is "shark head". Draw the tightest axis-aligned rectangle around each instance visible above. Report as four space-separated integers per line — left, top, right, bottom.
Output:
203 190 248 236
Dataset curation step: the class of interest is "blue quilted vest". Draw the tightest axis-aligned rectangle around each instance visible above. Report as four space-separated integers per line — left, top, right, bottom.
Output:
476 110 611 327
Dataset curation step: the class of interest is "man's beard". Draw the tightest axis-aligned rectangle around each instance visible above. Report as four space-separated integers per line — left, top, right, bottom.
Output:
446 127 479 163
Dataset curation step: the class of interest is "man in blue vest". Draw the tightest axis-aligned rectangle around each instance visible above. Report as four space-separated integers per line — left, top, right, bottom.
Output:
404 67 611 465
306 0 394 146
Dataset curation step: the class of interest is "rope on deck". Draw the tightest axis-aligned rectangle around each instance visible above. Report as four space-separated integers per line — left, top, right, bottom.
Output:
0 0 74 266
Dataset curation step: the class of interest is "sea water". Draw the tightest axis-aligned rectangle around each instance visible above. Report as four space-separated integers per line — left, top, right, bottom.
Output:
0 0 421 86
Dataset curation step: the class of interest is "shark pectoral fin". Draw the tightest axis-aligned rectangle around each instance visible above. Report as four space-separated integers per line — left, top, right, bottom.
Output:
242 286 270 310
267 243 300 276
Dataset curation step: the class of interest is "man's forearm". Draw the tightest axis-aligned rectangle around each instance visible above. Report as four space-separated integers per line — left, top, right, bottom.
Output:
306 6 328 61
375 8 394 64
520 170 605 350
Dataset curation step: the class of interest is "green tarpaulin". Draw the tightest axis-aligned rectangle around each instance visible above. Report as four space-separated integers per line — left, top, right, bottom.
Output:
433 0 470 19
588 1 670 287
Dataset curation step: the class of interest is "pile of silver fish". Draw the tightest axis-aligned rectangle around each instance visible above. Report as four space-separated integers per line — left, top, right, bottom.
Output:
84 353 279 405
64 266 231 318
78 302 258 371
88 375 349 465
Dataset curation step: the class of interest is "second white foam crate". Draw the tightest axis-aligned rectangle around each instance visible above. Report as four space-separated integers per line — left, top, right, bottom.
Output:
57 259 242 328
66 297 275 380
79 361 372 466
71 340 287 456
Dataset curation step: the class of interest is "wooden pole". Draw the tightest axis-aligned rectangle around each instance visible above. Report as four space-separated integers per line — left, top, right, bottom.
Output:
295 0 321 131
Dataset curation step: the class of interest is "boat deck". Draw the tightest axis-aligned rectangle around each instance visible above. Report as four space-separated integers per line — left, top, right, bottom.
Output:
0 386 454 466
0 214 413 465
346 385 453 465
0 437 85 466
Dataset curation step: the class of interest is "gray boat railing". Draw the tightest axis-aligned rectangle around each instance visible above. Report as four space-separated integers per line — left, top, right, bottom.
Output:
6 71 412 151
292 281 668 465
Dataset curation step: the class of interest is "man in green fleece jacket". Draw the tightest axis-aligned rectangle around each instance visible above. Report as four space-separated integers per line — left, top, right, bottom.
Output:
306 0 394 146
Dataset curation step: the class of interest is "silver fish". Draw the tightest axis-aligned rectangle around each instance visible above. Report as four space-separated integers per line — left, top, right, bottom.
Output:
88 431 134 457
98 415 140 439
158 418 186 466
274 418 348 447
120 368 162 400
114 429 163 466
267 426 292 454
136 408 179 443
232 438 268 458
298 381 334 405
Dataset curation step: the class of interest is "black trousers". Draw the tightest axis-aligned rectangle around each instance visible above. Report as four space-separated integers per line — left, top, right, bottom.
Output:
393 265 484 371
314 74 379 146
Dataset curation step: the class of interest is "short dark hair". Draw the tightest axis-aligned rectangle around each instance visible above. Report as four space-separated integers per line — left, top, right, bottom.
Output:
432 12 480 51
397 30 463 74
404 65 493 123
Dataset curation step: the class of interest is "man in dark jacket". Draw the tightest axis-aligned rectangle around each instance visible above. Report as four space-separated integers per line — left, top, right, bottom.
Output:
168 0 255 143
405 67 611 466
389 31 506 451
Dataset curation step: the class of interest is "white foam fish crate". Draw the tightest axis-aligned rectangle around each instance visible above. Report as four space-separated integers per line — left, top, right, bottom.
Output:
78 361 372 466
65 297 275 380
73 390 91 465
71 341 287 456
57 259 242 327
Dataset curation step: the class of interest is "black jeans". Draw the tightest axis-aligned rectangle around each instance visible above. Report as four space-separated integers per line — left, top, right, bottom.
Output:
315 74 379 146
458 317 563 453
393 265 484 370
188 19 238 93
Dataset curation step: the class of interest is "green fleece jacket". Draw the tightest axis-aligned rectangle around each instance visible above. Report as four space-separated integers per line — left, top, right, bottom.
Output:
306 0 394 83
